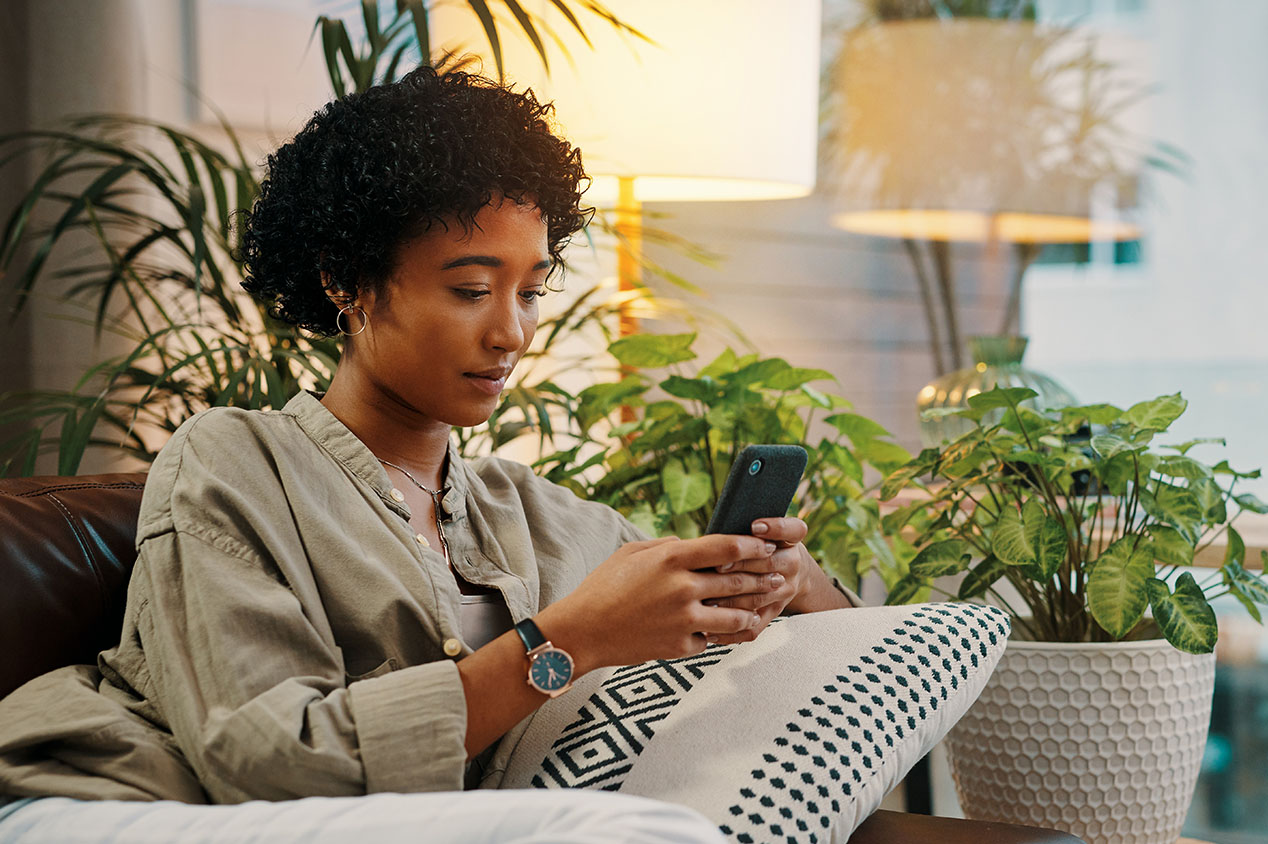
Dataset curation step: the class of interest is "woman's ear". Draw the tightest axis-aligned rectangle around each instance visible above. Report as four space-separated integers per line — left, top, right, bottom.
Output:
322 272 352 310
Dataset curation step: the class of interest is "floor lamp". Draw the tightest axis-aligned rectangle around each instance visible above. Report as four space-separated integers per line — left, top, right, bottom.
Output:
825 17 1146 377
432 0 823 337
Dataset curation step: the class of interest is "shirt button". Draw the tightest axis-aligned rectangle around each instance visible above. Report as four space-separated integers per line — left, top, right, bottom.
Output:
415 533 430 547
443 638 462 657
390 488 405 502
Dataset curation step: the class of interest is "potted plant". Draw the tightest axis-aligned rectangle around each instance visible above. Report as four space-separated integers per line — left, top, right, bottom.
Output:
879 385 1268 844
0 0 661 475
530 332 911 592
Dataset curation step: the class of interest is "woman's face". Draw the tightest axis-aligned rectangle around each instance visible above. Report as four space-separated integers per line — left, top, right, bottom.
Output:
346 199 551 428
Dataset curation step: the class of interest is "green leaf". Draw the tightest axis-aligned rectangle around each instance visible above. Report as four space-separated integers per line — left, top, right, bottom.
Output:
884 575 928 606
1155 455 1212 480
799 385 834 409
318 17 349 96
608 333 696 367
1090 433 1137 459
1088 538 1154 639
661 459 711 515
402 0 430 63
1147 573 1217 654
1166 437 1225 455
990 499 1065 578
698 347 738 378
1224 558 1268 611
1229 587 1263 624
817 440 864 485
1060 403 1123 426
1212 460 1262 480
819 535 862 595
959 554 1008 600
991 506 1032 565
1146 524 1195 567
659 374 717 403
1141 481 1204 529
1192 478 1228 523
825 413 891 445
627 503 660 538
500 0 549 72
1224 525 1245 567
857 439 912 474
1235 492 1268 514
1000 406 1055 438
964 386 1038 416
1030 512 1068 580
909 539 971 577
764 367 835 391
1124 393 1187 431
576 376 646 429
879 448 939 501
724 358 791 389
465 0 504 80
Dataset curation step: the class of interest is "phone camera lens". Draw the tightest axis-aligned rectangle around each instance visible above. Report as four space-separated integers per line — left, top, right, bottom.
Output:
748 459 762 475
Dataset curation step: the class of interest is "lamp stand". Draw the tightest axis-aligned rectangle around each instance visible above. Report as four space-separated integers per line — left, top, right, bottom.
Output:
616 176 642 338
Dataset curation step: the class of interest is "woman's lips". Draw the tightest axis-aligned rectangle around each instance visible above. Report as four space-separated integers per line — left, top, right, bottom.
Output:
464 373 508 395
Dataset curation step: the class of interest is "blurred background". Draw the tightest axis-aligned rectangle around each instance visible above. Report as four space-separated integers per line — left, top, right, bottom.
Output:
1 1 1265 840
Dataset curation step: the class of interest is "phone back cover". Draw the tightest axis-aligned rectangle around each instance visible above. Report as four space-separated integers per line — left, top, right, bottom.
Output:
706 444 807 535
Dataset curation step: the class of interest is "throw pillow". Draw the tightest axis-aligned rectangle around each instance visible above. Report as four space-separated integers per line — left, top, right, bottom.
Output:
498 603 1010 843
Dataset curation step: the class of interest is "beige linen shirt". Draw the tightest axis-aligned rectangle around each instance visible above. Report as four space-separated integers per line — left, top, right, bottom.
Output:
0 392 645 803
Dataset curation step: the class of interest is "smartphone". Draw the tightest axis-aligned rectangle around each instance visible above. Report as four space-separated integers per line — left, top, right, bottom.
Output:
705 444 808 536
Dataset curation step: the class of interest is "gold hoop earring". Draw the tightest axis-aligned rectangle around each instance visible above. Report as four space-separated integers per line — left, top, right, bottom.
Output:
336 304 368 336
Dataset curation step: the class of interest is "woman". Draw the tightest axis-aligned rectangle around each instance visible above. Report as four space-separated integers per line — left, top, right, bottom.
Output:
0 67 853 842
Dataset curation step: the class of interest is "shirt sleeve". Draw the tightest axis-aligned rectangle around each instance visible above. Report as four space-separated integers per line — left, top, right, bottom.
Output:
131 411 468 803
135 528 467 803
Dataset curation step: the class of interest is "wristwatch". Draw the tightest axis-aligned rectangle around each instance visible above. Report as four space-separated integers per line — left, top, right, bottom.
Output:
515 618 574 697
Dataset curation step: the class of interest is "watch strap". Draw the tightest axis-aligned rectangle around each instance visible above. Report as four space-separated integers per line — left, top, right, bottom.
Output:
515 618 548 653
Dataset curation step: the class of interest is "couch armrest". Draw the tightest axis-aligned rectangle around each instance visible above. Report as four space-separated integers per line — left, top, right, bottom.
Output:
0 473 148 699
850 810 1085 844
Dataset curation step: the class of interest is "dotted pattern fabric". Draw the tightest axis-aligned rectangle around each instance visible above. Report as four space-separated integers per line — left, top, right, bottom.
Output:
504 604 1010 844
717 605 1007 844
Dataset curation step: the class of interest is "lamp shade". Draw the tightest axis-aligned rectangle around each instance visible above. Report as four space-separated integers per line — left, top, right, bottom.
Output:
431 0 821 203
826 19 1145 243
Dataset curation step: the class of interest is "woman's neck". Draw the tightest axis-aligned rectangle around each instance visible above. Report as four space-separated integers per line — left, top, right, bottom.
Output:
320 369 452 490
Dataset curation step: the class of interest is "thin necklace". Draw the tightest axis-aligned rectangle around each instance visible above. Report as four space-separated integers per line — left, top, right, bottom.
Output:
378 458 451 566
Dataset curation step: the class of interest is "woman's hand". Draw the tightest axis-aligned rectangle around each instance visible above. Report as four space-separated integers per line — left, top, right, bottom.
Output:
537 534 787 674
702 517 811 645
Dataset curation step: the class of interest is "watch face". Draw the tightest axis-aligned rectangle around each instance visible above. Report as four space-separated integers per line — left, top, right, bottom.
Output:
529 648 573 692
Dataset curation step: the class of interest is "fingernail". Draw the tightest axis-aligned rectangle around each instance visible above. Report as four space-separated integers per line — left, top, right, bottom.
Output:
719 562 736 572
769 572 785 588
751 612 762 628
764 542 777 556
751 521 769 535
706 635 718 644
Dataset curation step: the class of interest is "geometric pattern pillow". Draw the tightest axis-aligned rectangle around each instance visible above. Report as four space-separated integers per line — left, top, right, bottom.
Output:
500 603 1010 843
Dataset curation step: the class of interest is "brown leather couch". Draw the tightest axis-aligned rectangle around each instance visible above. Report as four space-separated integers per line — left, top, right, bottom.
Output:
0 473 1084 843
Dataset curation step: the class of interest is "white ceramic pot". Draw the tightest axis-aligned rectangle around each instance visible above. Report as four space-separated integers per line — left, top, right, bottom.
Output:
945 637 1215 844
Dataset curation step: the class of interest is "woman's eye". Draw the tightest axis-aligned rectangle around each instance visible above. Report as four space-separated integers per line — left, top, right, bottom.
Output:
454 288 489 300
520 288 546 303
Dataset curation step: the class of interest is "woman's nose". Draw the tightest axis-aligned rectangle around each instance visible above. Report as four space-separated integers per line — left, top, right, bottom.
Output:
485 296 526 351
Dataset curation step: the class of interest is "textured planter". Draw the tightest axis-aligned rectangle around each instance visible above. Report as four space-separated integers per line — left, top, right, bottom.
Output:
945 637 1215 844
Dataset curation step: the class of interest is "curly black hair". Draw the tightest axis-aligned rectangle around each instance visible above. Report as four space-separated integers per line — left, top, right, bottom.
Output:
239 66 590 336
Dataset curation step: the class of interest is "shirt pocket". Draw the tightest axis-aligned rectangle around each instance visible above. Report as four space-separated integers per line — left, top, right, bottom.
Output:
344 656 399 684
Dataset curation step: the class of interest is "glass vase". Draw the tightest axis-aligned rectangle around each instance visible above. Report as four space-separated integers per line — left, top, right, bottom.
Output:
916 335 1075 447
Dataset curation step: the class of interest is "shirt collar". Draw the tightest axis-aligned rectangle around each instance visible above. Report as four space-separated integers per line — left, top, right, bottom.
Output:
282 391 471 522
